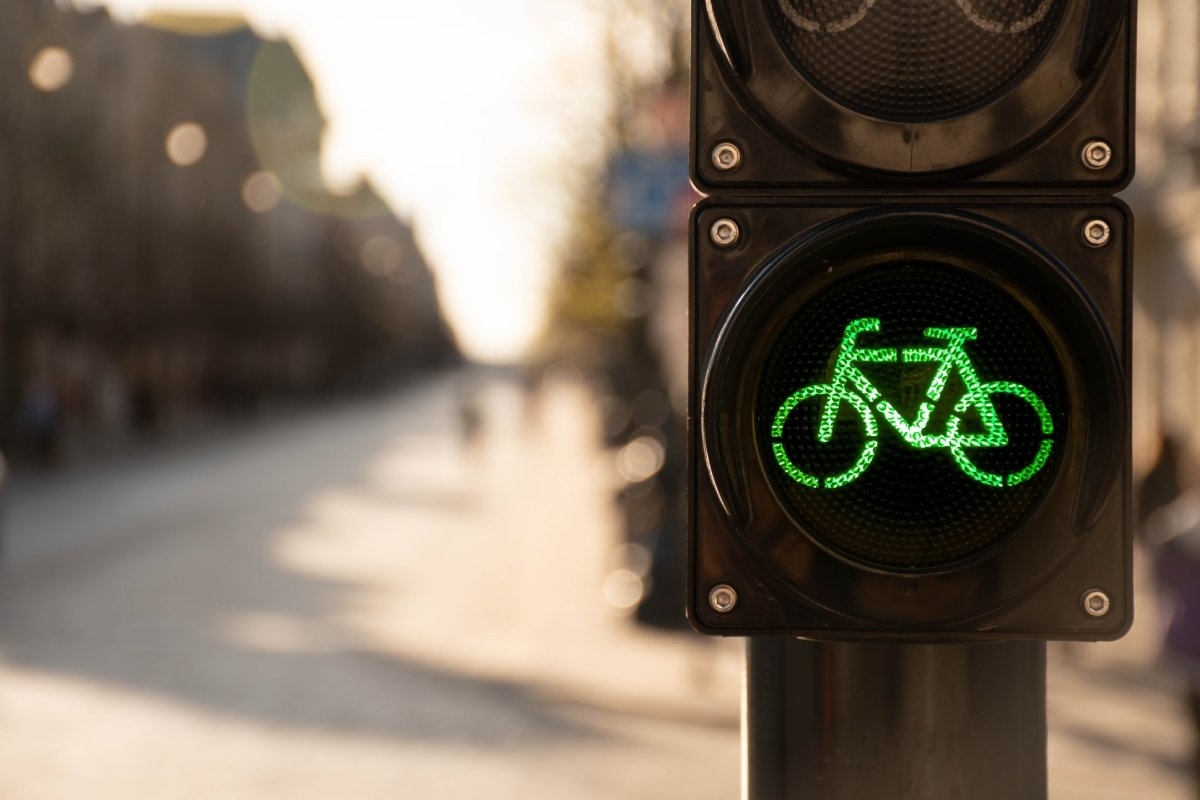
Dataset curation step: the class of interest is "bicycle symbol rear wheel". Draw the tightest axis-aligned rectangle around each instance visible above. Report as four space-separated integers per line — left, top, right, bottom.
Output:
947 382 1054 487
771 384 879 489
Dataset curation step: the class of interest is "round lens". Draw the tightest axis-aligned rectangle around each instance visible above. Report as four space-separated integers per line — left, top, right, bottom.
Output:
755 260 1067 571
768 0 1067 121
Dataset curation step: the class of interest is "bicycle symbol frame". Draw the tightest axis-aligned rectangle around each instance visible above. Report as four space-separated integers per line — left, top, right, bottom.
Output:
770 317 1054 489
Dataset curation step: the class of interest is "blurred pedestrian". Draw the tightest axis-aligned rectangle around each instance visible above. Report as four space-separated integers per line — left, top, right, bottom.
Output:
459 393 483 451
1144 433 1200 796
18 373 62 466
1140 434 1185 540
1151 489 1200 797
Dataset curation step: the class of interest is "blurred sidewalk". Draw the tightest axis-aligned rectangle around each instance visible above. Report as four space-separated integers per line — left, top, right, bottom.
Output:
1048 553 1194 799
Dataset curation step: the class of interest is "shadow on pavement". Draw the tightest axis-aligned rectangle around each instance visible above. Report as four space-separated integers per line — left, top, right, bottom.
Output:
1056 718 1190 777
0 372 616 750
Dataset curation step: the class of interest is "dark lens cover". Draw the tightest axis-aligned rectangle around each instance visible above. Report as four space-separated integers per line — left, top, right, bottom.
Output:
767 0 1068 121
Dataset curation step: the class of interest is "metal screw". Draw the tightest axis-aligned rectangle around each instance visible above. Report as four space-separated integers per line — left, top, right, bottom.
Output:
709 584 738 614
710 218 740 248
1081 140 1113 170
712 142 743 172
1082 218 1111 248
1082 589 1112 618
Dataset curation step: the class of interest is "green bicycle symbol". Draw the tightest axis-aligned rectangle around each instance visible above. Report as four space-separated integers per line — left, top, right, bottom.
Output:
770 317 1054 489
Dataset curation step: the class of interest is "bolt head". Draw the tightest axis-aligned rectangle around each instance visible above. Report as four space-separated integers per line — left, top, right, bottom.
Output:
1082 140 1113 170
1082 589 1112 618
710 218 740 248
1082 219 1111 248
709 584 738 614
712 142 742 172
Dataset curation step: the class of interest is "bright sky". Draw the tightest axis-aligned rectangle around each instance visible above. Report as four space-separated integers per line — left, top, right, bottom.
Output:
92 0 631 362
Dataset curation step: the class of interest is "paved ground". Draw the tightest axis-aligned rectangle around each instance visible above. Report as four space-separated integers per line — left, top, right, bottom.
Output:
1049 554 1193 800
0 367 1190 798
0 371 743 799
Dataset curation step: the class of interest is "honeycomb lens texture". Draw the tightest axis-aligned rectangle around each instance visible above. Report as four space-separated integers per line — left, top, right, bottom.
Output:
768 0 1067 121
755 261 1066 570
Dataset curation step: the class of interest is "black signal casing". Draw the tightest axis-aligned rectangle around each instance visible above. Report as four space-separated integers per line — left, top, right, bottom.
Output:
688 199 1132 640
693 0 1135 192
688 0 1135 641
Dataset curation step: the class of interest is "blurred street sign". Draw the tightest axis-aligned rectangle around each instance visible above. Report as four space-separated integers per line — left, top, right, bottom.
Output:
607 149 689 236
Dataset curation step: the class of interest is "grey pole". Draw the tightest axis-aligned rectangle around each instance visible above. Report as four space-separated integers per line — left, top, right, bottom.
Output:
744 638 1047 800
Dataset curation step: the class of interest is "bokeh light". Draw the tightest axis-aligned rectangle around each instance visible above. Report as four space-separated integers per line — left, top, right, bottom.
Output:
241 170 282 213
165 122 208 166
616 435 666 484
28 46 74 92
361 234 403 278
602 568 646 612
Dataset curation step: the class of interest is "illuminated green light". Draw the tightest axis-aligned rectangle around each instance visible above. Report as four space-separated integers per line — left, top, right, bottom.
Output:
771 384 878 488
770 318 1054 489
1007 439 1054 487
950 445 1004 487
948 382 1055 487
773 442 820 488
825 440 877 488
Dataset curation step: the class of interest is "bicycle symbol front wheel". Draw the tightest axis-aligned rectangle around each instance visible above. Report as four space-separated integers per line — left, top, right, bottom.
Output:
947 382 1054 488
771 384 879 489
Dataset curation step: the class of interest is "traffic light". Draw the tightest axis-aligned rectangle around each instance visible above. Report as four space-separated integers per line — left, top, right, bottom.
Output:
688 0 1134 640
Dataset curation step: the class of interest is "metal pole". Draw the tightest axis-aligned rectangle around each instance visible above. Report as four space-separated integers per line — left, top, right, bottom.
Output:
744 638 1047 800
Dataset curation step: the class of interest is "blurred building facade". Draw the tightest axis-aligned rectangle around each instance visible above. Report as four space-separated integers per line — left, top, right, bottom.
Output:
1132 0 1200 476
0 2 456 463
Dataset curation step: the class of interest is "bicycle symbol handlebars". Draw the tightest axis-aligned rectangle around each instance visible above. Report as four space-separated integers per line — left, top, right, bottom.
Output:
770 317 1054 489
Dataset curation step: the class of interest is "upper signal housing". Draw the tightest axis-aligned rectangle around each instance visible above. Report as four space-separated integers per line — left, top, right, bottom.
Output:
693 0 1134 190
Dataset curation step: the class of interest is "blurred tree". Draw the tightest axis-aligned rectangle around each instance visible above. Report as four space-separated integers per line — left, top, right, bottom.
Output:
535 0 692 630
536 0 687 370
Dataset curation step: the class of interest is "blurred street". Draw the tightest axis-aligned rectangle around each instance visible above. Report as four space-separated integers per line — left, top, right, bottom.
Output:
0 366 1192 799
0 368 741 799
1049 561 1194 799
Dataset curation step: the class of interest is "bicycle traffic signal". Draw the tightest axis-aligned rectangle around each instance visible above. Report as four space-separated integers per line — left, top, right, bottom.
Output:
688 1 1134 640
